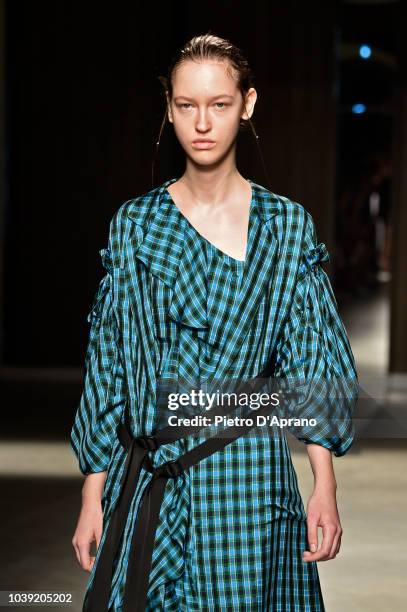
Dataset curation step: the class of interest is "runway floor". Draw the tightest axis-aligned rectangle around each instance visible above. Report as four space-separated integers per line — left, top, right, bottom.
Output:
1 282 406 611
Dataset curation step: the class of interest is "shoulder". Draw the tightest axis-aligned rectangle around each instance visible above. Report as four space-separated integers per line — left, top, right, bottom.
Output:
277 194 312 227
254 181 316 242
263 189 328 270
106 183 165 267
112 183 163 228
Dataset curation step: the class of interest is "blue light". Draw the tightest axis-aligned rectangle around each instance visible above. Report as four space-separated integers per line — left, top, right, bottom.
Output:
359 45 372 59
352 103 366 114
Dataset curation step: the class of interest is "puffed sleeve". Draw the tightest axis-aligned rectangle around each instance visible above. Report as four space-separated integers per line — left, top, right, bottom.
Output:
70 245 128 475
273 211 359 457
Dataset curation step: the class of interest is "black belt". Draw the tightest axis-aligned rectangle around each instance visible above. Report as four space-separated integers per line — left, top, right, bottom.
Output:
83 361 275 611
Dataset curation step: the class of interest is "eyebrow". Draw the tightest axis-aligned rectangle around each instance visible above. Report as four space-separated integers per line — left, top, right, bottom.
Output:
173 94 235 102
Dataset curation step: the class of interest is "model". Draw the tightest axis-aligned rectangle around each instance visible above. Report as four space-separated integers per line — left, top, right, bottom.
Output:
70 33 359 611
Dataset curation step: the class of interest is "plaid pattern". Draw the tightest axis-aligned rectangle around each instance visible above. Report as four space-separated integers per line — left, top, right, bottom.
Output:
70 177 358 611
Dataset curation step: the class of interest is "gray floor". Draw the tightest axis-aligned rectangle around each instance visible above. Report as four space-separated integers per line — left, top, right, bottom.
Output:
1 281 406 611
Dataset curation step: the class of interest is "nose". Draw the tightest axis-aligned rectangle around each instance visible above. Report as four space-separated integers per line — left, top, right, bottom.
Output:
196 107 211 132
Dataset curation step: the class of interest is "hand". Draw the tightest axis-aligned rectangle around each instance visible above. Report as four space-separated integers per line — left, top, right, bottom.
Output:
72 497 103 572
302 485 343 562
72 472 106 572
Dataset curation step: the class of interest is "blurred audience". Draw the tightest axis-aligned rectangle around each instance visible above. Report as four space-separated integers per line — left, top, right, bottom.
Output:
335 152 393 296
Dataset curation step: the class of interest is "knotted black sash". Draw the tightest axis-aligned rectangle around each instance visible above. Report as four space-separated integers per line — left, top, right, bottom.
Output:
83 361 275 611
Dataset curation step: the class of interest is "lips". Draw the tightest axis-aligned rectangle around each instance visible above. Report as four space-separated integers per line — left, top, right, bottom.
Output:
192 140 216 149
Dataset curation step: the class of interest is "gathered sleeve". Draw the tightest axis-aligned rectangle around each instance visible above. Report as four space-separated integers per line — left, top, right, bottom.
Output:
273 211 359 457
70 245 128 475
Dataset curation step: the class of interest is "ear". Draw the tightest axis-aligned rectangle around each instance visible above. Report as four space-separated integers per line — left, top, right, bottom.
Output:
166 92 173 123
241 87 257 121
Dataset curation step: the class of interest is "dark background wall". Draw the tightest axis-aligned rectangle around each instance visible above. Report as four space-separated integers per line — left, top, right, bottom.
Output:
1 0 405 372
2 1 340 367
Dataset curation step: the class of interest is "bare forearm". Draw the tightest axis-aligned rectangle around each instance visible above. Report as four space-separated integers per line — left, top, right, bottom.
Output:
306 444 337 492
73 472 106 572
81 471 107 503
303 444 343 562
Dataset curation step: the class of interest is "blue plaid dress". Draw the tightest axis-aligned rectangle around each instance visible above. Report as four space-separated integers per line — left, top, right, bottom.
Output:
70 177 358 611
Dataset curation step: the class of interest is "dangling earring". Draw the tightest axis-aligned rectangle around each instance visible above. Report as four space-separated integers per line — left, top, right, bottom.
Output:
246 116 272 191
248 117 260 141
152 107 168 188
242 100 259 140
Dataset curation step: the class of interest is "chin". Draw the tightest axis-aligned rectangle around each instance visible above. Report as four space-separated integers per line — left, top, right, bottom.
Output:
191 156 222 168
188 147 227 164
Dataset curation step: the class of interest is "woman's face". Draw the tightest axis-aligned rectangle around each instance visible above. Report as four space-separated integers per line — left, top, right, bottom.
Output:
167 60 256 166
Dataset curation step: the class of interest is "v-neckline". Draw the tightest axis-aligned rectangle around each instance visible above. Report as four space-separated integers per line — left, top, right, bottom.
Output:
163 177 254 266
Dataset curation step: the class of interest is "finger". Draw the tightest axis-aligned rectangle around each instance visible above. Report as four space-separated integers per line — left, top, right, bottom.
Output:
78 539 93 572
303 524 336 562
334 531 342 556
72 539 81 566
328 527 342 559
306 515 319 554
320 523 336 559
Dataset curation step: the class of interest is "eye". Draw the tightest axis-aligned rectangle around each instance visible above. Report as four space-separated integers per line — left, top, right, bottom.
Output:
215 102 227 109
179 103 192 109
